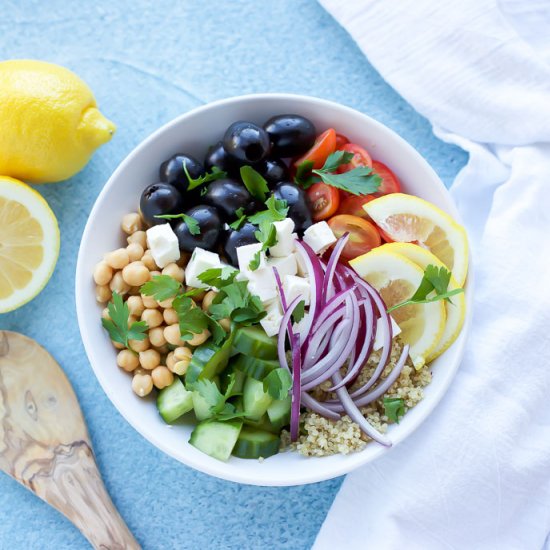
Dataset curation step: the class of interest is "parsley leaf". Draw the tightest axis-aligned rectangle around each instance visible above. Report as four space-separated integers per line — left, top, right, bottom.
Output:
383 397 405 423
248 195 289 226
198 266 238 289
229 207 247 230
292 300 305 323
140 275 182 302
387 265 464 313
194 376 246 421
102 292 148 349
155 213 200 235
173 295 225 345
294 159 315 187
209 280 266 325
263 368 293 400
240 165 269 201
249 222 277 271
184 164 227 191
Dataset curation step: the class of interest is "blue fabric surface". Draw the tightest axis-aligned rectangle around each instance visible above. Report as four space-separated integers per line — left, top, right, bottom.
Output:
0 1 467 548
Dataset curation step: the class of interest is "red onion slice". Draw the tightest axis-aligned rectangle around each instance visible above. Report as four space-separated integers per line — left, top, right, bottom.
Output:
322 232 350 304
290 332 301 442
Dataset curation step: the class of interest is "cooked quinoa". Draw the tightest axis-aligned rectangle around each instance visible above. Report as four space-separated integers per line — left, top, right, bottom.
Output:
281 338 432 456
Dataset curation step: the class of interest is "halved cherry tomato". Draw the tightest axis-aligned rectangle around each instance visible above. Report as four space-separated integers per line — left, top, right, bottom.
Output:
337 193 375 219
335 133 349 149
306 183 340 221
371 160 401 196
293 128 336 170
327 214 381 261
336 143 372 173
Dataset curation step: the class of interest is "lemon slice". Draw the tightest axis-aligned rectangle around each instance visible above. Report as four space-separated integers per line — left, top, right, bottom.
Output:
364 193 469 286
0 177 59 312
350 248 446 368
376 243 466 362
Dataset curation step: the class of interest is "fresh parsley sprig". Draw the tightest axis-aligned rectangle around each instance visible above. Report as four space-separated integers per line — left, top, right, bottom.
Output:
249 222 277 271
229 207 247 230
155 213 200 235
240 165 269 201
184 163 226 191
263 369 292 400
207 279 266 325
383 397 405 423
387 265 464 313
141 275 182 302
198 266 238 288
101 292 148 350
194 375 246 421
295 150 382 196
173 295 225 345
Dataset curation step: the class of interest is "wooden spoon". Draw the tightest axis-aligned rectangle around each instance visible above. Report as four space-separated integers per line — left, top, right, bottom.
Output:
0 330 140 549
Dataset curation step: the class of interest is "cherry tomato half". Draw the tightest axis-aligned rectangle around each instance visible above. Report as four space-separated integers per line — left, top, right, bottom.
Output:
337 143 372 173
337 193 375 219
335 133 350 149
293 128 337 170
328 214 381 261
306 183 340 221
372 160 401 196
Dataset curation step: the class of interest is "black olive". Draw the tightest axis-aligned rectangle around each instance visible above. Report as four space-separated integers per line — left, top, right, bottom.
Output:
272 182 312 235
222 222 259 266
257 157 289 188
173 205 221 253
204 141 238 175
140 182 184 226
202 178 256 221
223 121 271 165
159 154 204 192
263 114 316 158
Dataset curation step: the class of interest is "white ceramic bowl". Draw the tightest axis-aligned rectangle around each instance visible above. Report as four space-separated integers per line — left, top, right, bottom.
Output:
76 93 471 486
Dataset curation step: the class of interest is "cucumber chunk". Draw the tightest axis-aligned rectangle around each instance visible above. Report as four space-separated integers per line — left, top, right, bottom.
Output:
232 354 279 381
243 377 273 420
232 427 280 459
232 326 278 360
157 378 194 423
189 421 242 461
192 391 213 421
243 413 279 434
186 332 235 387
267 395 291 430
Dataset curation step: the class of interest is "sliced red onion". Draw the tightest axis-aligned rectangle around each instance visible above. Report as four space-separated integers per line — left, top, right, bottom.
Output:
310 287 355 333
322 232 350 304
290 332 301 442
273 266 288 311
276 295 302 374
303 308 345 367
301 392 340 420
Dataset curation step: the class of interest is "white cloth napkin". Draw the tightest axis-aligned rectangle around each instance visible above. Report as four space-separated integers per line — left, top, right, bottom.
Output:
314 1 550 548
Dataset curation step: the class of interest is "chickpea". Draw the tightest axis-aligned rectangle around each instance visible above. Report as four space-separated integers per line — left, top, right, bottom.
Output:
174 346 192 362
187 328 210 347
141 293 158 309
122 261 150 287
126 242 145 262
141 308 163 328
157 296 174 309
112 340 125 350
96 284 112 303
127 295 145 317
164 324 185 346
104 248 130 270
163 308 179 325
133 367 148 376
129 337 150 352
121 212 143 235
165 351 176 371
150 270 161 278
152 366 174 389
219 317 231 332
162 263 185 283
101 307 111 320
139 348 161 370
141 250 158 271
110 271 130 295
201 290 218 312
149 326 167 348
117 349 139 372
187 286 206 302
127 230 147 249
93 261 113 286
132 373 153 397
171 347 192 375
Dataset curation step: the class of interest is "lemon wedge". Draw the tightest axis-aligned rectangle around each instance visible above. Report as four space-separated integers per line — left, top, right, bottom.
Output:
0 177 60 312
350 248 446 369
376 242 466 362
364 193 469 286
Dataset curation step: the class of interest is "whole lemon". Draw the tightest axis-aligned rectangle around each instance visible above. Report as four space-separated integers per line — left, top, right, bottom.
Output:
0 60 116 183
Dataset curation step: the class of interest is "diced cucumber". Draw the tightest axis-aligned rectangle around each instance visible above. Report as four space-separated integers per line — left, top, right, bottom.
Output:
220 367 245 397
232 354 279 381
267 395 291 430
189 421 242 461
232 427 280 459
185 332 235 387
243 413 279 434
156 378 194 423
243 377 273 420
232 326 278 360
192 391 213 421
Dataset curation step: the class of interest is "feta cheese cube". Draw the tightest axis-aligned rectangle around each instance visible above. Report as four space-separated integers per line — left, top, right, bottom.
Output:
303 221 337 255
247 274 278 305
184 247 222 288
266 255 297 284
373 316 402 351
283 274 311 306
145 223 180 268
269 218 297 257
237 243 266 276
260 300 283 337
293 251 308 277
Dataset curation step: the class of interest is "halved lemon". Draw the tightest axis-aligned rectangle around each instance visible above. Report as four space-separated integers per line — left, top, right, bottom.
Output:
0 177 59 312
376 243 466 362
364 193 469 286
350 248 446 369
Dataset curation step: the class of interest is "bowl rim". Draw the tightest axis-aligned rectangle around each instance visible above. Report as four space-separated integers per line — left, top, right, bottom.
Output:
76 92 472 486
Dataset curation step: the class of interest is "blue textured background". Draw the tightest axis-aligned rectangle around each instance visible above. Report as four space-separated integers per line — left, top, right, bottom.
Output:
0 1 467 548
